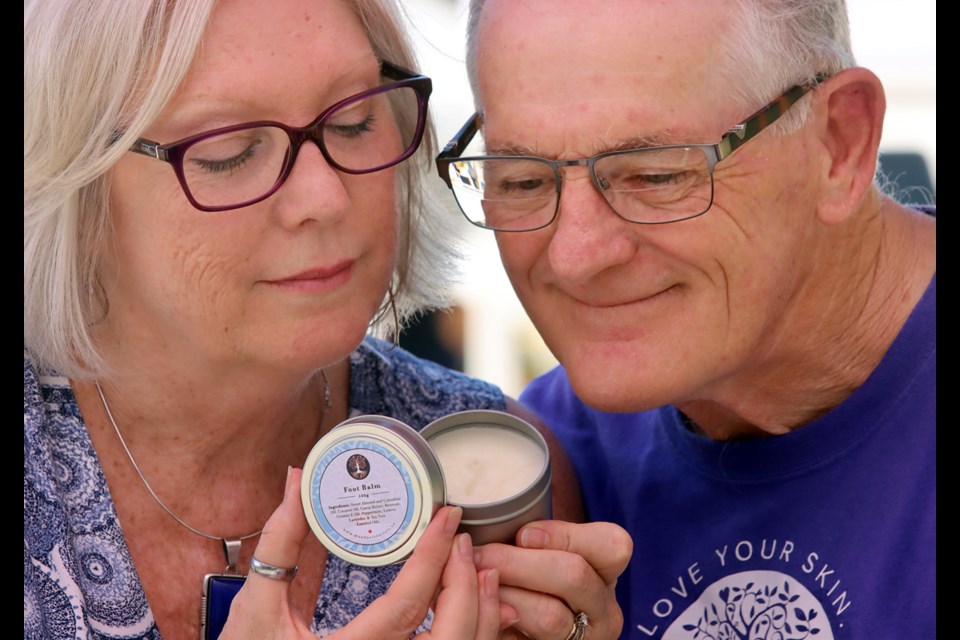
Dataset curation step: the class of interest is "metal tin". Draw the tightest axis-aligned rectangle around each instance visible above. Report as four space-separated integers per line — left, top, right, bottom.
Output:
420 410 552 546
302 410 552 564
301 415 445 567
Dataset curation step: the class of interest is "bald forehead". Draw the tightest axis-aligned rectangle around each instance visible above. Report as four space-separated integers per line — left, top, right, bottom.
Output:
477 0 734 45
474 0 737 106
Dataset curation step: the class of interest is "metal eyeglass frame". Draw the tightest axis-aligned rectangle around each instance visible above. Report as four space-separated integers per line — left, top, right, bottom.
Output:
436 74 828 231
128 62 432 212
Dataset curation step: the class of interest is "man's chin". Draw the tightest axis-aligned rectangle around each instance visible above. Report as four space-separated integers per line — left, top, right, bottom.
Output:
565 366 667 414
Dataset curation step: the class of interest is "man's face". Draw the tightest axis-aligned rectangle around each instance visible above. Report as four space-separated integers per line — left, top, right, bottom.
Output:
475 0 824 412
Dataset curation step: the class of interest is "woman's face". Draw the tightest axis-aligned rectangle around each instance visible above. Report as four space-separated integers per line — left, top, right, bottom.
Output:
105 0 401 376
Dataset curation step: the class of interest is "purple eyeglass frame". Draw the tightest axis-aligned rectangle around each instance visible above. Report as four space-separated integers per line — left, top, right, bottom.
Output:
128 62 432 212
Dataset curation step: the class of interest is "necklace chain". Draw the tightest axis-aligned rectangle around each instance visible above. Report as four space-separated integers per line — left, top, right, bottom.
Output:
94 370 331 550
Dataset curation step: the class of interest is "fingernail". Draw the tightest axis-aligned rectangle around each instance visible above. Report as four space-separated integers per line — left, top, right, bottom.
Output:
484 568 500 598
458 532 473 559
445 506 463 536
520 526 548 549
500 602 521 629
283 466 295 500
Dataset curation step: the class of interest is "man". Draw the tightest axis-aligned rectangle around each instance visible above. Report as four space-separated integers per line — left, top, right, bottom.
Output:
436 0 935 637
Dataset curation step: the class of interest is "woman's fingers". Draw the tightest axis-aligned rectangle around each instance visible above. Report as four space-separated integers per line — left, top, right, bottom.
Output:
427 534 502 640
250 467 311 585
223 493 504 640
477 570 505 639
219 466 312 639
334 506 463 639
428 533 480 639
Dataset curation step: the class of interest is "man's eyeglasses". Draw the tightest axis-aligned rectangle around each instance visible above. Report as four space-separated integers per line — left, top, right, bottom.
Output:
436 75 827 232
129 62 432 212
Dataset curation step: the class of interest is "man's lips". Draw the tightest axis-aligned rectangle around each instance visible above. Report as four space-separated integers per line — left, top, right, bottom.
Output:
565 283 679 308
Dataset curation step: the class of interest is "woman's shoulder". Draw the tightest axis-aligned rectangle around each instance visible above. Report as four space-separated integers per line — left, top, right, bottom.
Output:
24 354 93 500
348 336 506 428
25 353 43 417
24 354 78 426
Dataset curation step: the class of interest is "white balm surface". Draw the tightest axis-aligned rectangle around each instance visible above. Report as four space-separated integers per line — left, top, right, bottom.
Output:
429 426 544 505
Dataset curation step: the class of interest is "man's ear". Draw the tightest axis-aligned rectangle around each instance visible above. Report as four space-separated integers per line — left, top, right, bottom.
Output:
811 67 886 225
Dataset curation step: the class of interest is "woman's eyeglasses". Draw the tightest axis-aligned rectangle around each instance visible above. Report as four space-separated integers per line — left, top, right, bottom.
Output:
129 62 431 212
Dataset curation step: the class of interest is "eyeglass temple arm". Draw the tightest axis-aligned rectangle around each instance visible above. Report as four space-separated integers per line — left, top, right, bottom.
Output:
436 112 482 186
129 138 168 161
381 61 421 82
717 73 829 160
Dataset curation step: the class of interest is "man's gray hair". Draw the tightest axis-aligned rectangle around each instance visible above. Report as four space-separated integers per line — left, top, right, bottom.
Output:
465 0 856 132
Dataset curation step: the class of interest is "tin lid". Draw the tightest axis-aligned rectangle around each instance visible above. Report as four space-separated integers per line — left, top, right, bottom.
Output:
300 415 445 567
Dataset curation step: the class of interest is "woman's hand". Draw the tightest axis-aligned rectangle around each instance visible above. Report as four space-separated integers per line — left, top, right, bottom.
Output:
221 468 501 640
473 520 633 640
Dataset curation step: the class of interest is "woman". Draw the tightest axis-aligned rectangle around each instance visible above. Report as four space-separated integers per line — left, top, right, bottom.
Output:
24 0 630 638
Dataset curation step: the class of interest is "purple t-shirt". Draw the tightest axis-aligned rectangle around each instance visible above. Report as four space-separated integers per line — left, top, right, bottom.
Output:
522 274 936 639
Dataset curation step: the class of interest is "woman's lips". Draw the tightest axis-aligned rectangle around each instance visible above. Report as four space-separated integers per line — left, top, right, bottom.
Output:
264 261 353 292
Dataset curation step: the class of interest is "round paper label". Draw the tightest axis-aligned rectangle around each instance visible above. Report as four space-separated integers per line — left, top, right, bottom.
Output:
308 438 416 555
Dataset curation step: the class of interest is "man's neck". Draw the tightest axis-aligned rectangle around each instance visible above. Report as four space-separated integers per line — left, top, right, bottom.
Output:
678 195 935 440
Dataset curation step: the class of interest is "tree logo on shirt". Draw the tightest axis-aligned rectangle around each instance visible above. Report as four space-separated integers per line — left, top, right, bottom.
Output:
664 570 832 639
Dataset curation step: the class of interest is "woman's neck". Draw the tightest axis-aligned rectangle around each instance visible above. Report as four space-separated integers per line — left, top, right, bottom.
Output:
73 357 349 531
84 350 348 458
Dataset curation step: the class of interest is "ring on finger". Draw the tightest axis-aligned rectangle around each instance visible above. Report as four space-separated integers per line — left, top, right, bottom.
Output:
249 556 298 581
563 611 589 640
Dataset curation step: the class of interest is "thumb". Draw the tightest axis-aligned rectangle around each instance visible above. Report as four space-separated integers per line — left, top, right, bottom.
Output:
518 520 633 585
220 467 310 638
248 466 310 586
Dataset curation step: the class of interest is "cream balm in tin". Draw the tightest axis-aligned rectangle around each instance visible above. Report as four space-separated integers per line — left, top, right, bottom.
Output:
300 415 444 567
302 410 552 565
420 410 552 546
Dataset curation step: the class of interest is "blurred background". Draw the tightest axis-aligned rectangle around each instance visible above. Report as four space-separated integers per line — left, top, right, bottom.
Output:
396 0 937 398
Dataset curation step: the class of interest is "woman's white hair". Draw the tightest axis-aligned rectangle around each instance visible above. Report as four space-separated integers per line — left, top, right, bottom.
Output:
24 0 455 379
465 0 856 132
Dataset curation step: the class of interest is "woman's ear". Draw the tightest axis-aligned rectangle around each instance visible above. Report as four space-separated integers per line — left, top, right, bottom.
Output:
811 67 886 225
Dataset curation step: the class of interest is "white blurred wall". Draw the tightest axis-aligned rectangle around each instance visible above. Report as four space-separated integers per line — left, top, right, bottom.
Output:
401 0 936 397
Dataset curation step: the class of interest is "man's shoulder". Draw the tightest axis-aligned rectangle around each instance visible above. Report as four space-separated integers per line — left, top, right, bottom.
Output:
520 365 574 408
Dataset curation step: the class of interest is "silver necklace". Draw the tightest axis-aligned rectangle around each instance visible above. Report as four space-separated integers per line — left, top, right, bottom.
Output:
94 369 331 572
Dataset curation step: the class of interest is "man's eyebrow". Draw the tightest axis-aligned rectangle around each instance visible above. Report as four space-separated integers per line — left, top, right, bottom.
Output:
483 143 539 157
483 134 678 158
607 134 674 151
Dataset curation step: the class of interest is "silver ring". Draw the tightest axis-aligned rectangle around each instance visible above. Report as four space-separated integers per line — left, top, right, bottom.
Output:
563 611 589 640
249 556 298 581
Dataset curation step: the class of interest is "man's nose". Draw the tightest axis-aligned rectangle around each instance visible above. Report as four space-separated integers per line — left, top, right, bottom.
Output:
546 170 640 284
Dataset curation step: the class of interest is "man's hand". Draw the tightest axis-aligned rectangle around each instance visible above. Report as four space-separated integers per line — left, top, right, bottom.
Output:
473 520 633 639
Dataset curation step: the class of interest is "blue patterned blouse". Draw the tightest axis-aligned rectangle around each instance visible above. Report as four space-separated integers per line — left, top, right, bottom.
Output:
24 337 505 639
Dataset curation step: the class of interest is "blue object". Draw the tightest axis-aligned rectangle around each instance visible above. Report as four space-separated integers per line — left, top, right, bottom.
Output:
201 574 246 640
